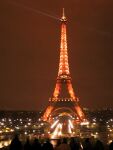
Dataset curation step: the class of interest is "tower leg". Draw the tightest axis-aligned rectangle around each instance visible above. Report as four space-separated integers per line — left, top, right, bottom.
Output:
42 105 54 121
75 105 85 121
67 80 76 100
53 82 61 98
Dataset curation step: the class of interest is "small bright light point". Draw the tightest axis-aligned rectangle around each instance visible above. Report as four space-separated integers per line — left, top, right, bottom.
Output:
24 132 27 135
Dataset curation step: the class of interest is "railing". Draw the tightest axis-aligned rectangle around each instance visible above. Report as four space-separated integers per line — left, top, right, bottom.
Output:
49 97 79 102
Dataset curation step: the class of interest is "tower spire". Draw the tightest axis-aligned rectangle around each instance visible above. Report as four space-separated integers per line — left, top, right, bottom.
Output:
61 8 67 22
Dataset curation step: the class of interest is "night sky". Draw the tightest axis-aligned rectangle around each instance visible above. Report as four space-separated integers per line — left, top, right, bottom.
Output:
0 0 113 110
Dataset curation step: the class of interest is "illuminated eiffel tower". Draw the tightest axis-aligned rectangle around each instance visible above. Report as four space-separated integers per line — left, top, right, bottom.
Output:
42 9 85 125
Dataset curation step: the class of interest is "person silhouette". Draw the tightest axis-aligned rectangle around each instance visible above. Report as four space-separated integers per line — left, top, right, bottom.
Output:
56 138 71 150
24 138 32 150
42 139 53 150
54 139 61 150
83 138 93 150
9 134 22 150
70 137 80 150
31 138 42 150
109 140 113 150
94 139 104 150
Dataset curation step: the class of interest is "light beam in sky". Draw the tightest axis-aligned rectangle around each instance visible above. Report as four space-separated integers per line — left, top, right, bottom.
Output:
6 0 59 20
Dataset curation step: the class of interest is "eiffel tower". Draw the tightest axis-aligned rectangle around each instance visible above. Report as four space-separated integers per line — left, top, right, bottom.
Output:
42 9 85 124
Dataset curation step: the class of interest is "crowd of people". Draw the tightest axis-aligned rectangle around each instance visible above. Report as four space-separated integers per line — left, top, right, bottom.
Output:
1 134 113 150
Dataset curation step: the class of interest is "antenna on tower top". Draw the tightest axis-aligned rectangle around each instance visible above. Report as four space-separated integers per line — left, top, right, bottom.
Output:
63 8 65 18
60 8 67 22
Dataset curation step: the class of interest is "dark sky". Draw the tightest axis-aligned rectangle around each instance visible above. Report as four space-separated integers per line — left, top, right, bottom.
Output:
0 0 113 110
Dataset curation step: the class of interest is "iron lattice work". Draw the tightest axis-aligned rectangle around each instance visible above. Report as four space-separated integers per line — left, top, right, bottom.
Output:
42 9 85 123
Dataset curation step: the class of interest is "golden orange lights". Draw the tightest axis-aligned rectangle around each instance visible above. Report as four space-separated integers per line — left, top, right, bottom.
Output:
75 106 85 120
58 23 70 77
42 9 86 125
43 106 54 121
